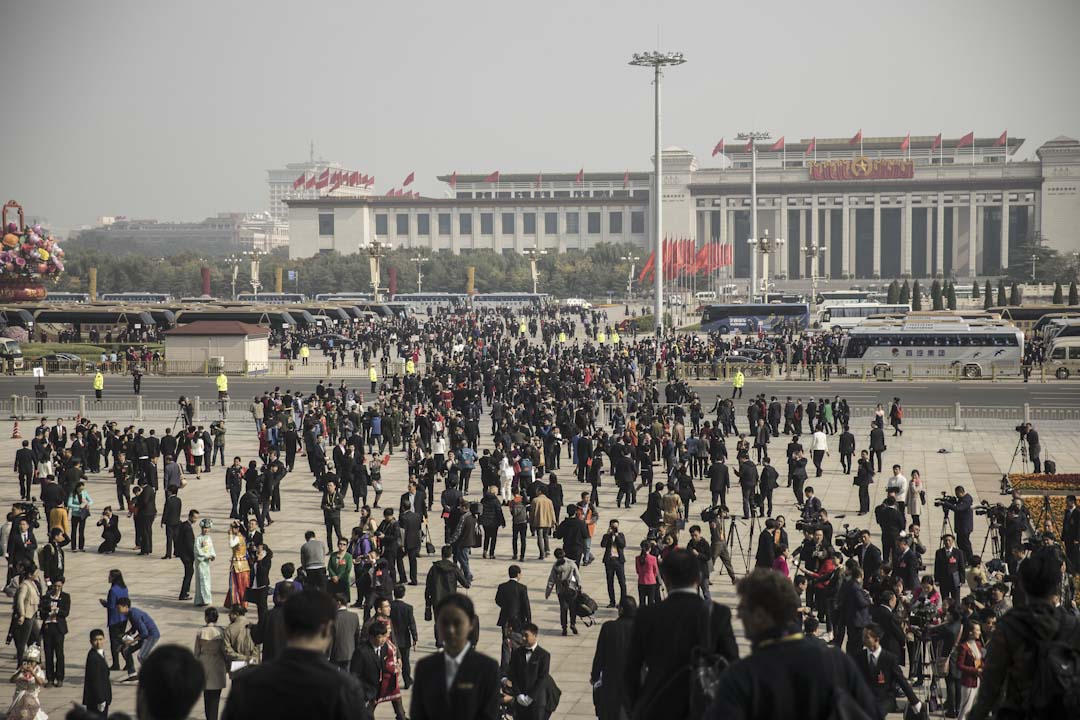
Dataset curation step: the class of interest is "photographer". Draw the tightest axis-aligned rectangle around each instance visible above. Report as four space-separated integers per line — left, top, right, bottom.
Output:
1003 497 1027 558
969 548 1080 720
1018 422 1042 474
704 506 738 585
941 486 975 560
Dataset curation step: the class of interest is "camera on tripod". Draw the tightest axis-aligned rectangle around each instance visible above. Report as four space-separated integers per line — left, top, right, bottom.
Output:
975 500 1007 524
796 515 824 533
907 598 940 633
834 524 862 557
933 491 959 508
700 505 729 523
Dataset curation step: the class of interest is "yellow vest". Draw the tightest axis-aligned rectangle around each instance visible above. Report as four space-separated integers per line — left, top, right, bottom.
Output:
734 371 745 388
597 332 607 344
369 366 378 382
558 332 567 344
299 345 310 358
611 332 620 344
92 373 103 390
405 359 415 375
216 374 228 392
519 323 527 334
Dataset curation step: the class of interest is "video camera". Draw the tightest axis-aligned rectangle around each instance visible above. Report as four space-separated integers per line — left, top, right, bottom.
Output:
834 524 863 557
933 491 959 508
974 500 1007 525
907 597 940 632
700 505 729 523
12 502 39 529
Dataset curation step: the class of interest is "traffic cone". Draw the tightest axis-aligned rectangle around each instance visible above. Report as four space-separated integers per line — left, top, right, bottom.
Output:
11 421 21 439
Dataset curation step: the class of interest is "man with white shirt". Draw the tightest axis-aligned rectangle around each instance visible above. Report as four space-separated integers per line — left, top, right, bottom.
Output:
809 429 829 478
885 465 908 521
506 623 552 720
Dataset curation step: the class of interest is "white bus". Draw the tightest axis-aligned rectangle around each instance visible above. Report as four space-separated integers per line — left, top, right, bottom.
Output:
470 292 549 309
814 290 875 306
99 292 173 303
818 303 911 330
390 292 468 313
840 318 1024 379
314 292 374 303
42 292 90 304
235 292 307 304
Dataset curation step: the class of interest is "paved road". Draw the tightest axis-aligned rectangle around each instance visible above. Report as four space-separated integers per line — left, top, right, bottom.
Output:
5 375 1080 409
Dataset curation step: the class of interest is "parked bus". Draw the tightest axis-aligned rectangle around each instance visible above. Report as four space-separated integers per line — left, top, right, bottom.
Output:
389 292 468 313
814 290 875 306
235 292 307 304
840 318 1024 379
818 303 911 330
41 292 90 304
99 292 173 303
988 305 1080 331
1031 312 1080 338
470 292 550 309
314 292 375 302
700 303 810 334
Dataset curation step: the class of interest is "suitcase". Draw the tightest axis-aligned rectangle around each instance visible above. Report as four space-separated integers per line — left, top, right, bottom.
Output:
1045 459 1057 475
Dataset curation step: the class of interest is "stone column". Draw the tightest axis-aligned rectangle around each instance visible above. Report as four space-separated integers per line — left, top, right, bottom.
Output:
925 207 933 276
975 204 985 276
776 202 787 278
822 207 832 279
952 202 962 274
810 197 820 280
841 195 852 278
872 193 882 277
936 193 946 276
1001 192 1011 270
969 192 978 277
901 193 913 276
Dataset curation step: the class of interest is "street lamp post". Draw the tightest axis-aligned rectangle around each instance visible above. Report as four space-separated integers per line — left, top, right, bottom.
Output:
410 254 426 293
630 50 686 336
367 239 391 302
522 246 548 294
621 254 641 300
801 242 828 313
242 249 267 298
1030 254 1039 281
748 230 783 303
736 130 771 300
226 254 242 300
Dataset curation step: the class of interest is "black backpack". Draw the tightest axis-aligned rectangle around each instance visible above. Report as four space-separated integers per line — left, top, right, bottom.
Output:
1025 612 1080 718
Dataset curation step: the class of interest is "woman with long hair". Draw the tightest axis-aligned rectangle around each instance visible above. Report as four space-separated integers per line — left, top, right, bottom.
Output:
66 482 92 552
194 606 227 720
224 522 250 609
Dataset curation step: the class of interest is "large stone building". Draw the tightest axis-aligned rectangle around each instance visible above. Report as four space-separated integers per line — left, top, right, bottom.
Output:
79 212 288 252
286 135 1080 280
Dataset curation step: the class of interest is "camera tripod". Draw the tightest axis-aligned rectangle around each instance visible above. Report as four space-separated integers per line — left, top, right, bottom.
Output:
980 520 1004 561
908 629 950 718
1001 434 1029 495
1029 494 1057 538
738 510 762 572
725 514 747 573
938 511 955 548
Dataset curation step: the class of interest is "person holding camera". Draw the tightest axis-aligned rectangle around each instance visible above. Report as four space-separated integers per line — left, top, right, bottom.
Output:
942 485 975 561
600 520 627 607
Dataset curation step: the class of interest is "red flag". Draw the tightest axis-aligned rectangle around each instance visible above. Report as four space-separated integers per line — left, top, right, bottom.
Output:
332 170 342 184
694 245 710 272
292 174 306 189
899 133 910 151
638 250 655 283
448 171 457 189
329 180 341 193
623 170 629 189
769 136 785 152
805 137 816 155
849 129 862 146
956 131 975 149
484 170 500 183
352 171 361 185
315 169 330 189
992 130 1007 147
305 175 316 190
711 138 725 157
575 168 584 185
744 138 754 153
403 171 415 186
930 133 942 151
536 172 543 189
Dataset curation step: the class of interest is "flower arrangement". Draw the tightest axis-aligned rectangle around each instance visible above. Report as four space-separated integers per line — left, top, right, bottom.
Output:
1009 473 1080 494
1 200 64 280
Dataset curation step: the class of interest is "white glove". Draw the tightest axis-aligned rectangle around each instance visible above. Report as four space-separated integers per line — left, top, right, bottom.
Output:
912 701 923 714
516 694 533 707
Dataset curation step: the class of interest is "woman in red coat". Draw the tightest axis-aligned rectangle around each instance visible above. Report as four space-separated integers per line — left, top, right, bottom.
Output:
955 621 984 720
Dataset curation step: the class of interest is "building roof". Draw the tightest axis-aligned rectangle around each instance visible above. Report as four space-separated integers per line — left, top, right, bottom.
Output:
164 320 270 338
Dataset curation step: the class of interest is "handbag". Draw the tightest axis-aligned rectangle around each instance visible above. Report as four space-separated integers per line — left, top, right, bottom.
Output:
424 605 432 622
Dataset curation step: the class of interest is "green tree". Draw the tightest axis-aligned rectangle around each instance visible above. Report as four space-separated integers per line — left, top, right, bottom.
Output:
1053 282 1064 304
983 280 993 310
946 282 957 310
1070 281 1079 306
910 280 923 310
930 279 943 310
899 280 910 305
972 280 980 300
886 280 899 304
997 279 1007 306
1009 282 1021 306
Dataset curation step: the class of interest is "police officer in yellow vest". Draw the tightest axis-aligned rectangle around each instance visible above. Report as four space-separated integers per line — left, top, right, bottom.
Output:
405 358 415 375
610 331 620 344
299 343 310 366
732 368 745 399
518 321 527 335
369 364 378 393
558 331 567 344
597 330 607 344
92 370 104 401
216 370 229 399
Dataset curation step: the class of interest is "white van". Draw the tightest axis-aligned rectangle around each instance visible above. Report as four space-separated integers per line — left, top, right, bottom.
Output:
1047 337 1080 379
0 338 23 370
694 291 718 302
564 298 592 309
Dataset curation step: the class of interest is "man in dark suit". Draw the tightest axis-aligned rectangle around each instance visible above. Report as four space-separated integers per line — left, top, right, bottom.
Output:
507 623 552 720
400 480 427 519
893 536 920 593
390 584 418 688
553 505 588 565
329 594 360 670
838 426 856 474
708 458 729 509
737 455 759 519
176 509 199 601
874 496 904 565
40 578 71 687
868 423 886 473
1024 423 1042 474
399 505 423 585
600 519 628 607
495 564 532 673
1064 494 1080 572
855 624 920 717
133 483 157 555
7 516 37 574
856 530 882 580
934 534 966 604
14 440 36 501
868 590 906 664
409 594 501 720
83 629 112 718
625 549 739 719
591 597 637 720
942 485 975 561
225 590 373 720
161 485 182 559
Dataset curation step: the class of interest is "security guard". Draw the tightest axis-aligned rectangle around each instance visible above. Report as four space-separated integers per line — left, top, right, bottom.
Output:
216 370 229 399
369 364 378 393
92 369 104 402
299 343 310 366
732 368 745 399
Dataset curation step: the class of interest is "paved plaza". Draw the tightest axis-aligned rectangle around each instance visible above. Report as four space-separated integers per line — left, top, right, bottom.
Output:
0 382 1075 718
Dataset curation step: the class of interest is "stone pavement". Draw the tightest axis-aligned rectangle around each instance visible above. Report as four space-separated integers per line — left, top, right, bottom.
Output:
1 408 1076 719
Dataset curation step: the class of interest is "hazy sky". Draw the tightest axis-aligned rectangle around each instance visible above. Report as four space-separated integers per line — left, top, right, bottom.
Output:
3 0 1078 232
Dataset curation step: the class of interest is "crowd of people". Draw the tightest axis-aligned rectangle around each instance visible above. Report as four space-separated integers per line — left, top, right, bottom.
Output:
1 303 1079 720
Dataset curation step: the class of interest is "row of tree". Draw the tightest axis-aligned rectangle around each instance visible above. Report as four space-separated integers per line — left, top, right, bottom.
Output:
883 278 1080 310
